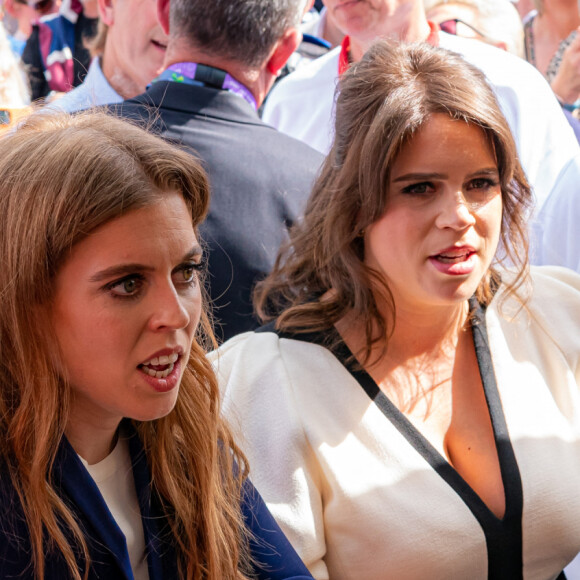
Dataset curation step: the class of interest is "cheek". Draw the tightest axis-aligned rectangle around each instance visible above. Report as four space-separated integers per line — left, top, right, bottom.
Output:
185 288 204 335
481 196 503 241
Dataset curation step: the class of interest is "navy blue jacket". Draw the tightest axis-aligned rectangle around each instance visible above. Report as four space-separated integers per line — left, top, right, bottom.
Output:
0 430 313 579
109 81 323 342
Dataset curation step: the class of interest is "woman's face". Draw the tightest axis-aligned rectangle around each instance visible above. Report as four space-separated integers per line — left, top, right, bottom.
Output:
364 114 503 314
51 192 202 435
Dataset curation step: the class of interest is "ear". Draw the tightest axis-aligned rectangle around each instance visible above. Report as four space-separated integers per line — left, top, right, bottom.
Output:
266 27 302 76
3 0 17 18
97 0 115 26
157 0 170 35
493 40 508 52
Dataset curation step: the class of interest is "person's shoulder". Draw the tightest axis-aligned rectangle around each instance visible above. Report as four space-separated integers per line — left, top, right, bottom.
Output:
258 118 325 162
105 91 164 130
266 46 340 103
498 266 580 306
528 265 580 303
496 266 580 360
210 329 285 369
50 58 122 113
211 328 331 376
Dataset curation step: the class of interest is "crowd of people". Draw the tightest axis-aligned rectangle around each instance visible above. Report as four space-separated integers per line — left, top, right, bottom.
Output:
0 0 579 579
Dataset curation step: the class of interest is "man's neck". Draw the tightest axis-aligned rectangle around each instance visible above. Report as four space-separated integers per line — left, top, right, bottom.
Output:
320 10 345 48
101 54 144 101
162 43 268 106
349 8 432 62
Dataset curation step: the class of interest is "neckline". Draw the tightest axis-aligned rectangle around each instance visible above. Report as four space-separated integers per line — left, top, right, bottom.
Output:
262 298 525 577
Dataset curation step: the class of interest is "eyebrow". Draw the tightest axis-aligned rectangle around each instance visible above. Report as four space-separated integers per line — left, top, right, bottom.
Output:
392 168 499 183
89 245 203 283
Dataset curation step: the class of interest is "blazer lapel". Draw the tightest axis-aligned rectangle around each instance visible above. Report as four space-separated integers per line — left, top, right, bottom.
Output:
54 437 134 580
127 429 172 580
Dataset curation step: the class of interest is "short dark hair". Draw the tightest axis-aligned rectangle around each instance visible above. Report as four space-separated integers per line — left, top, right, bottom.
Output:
169 0 306 68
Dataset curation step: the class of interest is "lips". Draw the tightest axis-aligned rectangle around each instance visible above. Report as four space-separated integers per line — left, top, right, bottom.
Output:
429 246 477 275
137 347 184 387
139 352 179 379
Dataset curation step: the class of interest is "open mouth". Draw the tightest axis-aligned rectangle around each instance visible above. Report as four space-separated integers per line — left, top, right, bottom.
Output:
138 352 179 379
433 250 474 263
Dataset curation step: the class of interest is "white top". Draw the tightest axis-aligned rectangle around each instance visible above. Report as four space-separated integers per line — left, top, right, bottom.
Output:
213 266 580 580
48 57 123 113
301 8 327 38
80 436 150 580
261 32 580 220
532 168 580 273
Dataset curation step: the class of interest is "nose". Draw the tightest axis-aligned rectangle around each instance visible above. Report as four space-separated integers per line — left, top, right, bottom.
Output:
434 189 477 230
147 283 193 332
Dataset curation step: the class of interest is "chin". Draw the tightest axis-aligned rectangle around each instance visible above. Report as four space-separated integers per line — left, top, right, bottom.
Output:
129 399 179 423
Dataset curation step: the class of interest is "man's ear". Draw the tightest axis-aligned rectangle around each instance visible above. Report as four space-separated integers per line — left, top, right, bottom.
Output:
97 0 115 26
266 27 302 75
157 0 170 35
3 0 17 19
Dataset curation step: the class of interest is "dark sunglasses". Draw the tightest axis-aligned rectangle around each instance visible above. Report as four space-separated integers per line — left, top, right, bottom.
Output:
27 0 55 14
439 19 488 40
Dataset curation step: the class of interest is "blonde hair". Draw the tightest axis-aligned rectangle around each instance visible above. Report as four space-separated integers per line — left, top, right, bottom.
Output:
0 110 250 580
255 41 532 361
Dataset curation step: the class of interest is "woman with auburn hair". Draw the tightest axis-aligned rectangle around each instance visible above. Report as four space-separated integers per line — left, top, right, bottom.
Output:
213 40 580 579
0 111 313 580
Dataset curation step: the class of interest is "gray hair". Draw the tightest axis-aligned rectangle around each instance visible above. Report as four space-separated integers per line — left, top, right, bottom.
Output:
169 0 307 68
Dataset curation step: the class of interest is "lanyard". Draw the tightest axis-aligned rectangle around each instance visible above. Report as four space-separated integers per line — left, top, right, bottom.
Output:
153 62 257 110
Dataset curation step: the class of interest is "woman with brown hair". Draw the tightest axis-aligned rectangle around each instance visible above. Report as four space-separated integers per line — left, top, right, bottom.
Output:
0 111 313 580
214 40 580 579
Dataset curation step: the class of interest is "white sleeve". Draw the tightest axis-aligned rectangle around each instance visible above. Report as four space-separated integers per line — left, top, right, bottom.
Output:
526 266 580 382
210 333 330 579
530 157 580 273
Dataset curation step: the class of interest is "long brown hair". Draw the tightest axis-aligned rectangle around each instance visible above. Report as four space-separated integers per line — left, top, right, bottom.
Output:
0 111 250 580
255 40 532 360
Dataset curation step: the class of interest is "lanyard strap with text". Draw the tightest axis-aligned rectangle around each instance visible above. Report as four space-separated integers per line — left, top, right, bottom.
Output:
153 62 257 110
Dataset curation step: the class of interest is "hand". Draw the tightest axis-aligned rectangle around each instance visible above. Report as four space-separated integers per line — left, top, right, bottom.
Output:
551 27 580 105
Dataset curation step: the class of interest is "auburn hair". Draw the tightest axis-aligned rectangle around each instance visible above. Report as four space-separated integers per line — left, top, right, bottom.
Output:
0 110 250 580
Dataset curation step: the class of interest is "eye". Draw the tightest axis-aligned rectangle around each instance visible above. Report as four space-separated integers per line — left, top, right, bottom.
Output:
106 275 145 298
401 182 434 195
173 262 203 286
467 177 497 190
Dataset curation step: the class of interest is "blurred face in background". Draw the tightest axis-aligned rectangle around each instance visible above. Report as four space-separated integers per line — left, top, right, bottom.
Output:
98 0 168 98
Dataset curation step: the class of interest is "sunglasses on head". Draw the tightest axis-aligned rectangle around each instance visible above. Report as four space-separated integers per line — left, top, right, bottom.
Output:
439 18 488 40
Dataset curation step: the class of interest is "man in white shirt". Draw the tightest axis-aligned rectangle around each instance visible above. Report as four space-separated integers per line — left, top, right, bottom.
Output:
51 0 167 112
262 0 580 239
